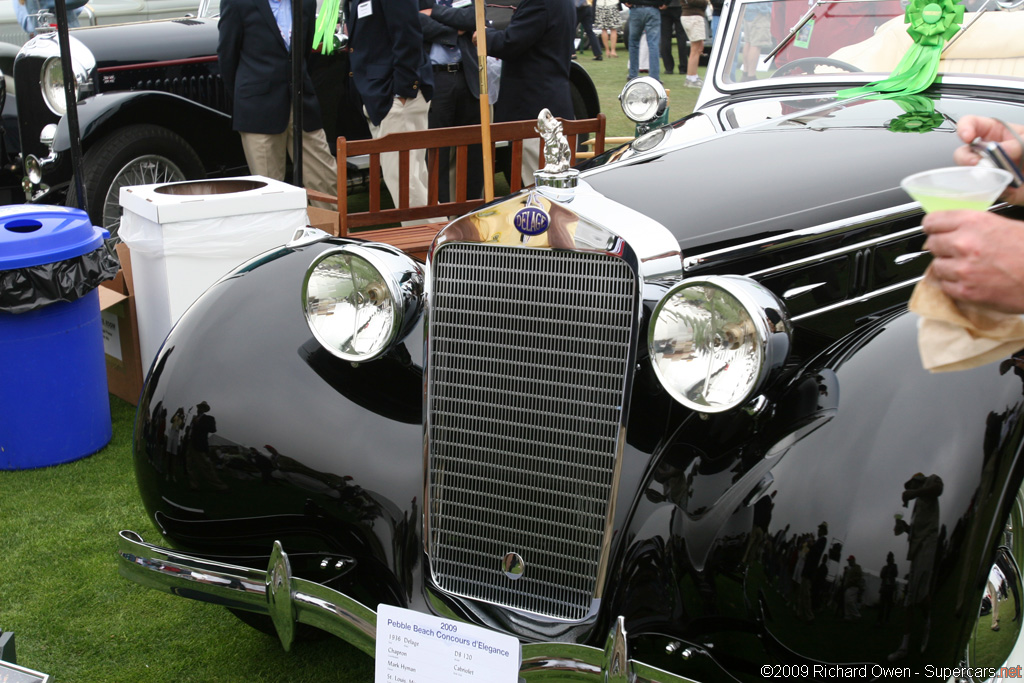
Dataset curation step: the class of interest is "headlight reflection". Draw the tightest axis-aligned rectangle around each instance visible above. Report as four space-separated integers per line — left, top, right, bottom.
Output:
650 276 790 413
303 244 423 362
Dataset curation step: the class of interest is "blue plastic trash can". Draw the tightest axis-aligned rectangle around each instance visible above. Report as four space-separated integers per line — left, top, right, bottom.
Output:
0 206 116 470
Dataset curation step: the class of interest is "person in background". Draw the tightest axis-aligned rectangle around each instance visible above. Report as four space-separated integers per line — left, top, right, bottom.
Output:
625 0 663 82
479 0 575 187
420 0 485 201
593 0 620 58
678 0 706 87
14 0 81 36
217 0 337 199
576 0 603 60
922 115 1024 314
709 0 722 40
739 2 771 81
346 0 434 210
659 0 685 75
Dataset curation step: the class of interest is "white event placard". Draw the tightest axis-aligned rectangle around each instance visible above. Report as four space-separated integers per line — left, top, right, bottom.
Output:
101 310 123 361
375 604 520 683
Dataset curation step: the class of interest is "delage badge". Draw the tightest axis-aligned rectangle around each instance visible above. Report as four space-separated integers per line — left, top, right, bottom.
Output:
513 109 573 237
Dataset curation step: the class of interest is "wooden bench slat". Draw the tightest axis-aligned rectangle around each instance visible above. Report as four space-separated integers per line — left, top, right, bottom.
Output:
309 113 607 253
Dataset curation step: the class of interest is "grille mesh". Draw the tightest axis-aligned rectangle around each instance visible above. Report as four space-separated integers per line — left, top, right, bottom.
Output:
427 243 636 620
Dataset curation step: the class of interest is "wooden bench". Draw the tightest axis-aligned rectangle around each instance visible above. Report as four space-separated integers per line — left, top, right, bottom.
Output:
307 114 606 260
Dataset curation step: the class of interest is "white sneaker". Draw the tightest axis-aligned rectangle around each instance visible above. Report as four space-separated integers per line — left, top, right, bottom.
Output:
684 77 703 88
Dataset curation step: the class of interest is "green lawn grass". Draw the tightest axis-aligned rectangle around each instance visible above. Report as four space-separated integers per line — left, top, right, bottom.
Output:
0 51 700 682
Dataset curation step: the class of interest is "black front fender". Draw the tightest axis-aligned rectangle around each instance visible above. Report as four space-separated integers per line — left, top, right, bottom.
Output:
606 309 1024 679
53 91 244 172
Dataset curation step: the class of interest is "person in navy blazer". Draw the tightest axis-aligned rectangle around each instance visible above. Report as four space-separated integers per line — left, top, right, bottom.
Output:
420 0 485 201
481 0 575 185
346 0 434 209
217 0 336 196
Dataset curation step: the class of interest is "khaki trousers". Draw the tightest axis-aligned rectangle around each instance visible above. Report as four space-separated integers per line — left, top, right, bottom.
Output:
366 93 430 210
239 111 338 205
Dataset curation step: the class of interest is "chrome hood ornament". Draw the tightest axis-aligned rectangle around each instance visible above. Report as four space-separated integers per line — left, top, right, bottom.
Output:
533 108 579 195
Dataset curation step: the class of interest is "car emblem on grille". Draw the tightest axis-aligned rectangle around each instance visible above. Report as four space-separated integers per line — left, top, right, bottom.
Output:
501 552 525 580
513 205 550 236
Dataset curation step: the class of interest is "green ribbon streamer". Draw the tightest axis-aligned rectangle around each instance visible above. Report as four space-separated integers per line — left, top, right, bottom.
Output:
838 0 964 100
887 95 944 132
313 0 341 54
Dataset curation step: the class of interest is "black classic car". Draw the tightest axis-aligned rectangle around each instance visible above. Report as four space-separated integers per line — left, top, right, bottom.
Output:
8 0 601 243
118 0 1024 681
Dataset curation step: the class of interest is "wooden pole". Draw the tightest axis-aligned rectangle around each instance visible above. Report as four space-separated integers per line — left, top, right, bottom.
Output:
474 0 494 201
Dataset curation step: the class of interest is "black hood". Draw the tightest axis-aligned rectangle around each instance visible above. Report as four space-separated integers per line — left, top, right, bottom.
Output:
582 93 1024 254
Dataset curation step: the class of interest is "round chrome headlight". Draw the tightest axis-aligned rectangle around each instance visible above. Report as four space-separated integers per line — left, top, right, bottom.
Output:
302 243 424 362
649 275 791 413
41 56 79 115
619 76 668 124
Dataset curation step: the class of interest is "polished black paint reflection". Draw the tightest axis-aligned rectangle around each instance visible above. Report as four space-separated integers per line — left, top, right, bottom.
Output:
605 311 1024 674
134 240 1024 680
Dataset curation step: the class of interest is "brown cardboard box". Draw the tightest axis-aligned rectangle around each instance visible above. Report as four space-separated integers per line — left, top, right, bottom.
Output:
98 243 144 405
306 206 340 236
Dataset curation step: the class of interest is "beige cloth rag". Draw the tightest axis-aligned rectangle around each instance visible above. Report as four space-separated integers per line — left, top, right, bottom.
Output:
908 266 1024 372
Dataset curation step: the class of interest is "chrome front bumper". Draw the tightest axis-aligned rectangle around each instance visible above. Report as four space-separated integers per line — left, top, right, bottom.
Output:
117 530 699 683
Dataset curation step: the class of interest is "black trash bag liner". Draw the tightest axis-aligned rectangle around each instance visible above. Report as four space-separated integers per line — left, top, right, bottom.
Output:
0 245 119 314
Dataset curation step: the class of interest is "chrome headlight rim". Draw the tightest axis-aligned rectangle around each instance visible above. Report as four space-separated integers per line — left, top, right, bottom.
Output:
648 275 792 414
302 243 424 363
40 55 88 116
618 76 668 125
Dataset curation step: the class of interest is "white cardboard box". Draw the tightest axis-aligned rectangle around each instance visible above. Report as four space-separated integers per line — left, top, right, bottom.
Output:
119 175 307 223
118 175 309 372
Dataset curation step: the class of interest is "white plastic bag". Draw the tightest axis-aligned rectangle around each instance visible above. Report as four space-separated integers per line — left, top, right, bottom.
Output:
119 207 307 258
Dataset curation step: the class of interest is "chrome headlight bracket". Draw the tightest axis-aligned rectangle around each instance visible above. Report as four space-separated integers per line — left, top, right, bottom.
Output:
302 243 424 362
648 275 792 413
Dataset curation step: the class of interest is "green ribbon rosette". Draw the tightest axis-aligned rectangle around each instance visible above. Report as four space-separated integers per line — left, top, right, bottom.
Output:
313 0 341 54
887 95 944 133
838 0 965 100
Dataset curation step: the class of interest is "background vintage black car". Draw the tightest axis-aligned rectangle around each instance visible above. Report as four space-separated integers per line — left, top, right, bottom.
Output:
117 0 1024 681
6 0 601 242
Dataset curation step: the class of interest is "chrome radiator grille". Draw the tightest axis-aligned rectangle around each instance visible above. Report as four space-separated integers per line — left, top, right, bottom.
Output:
426 243 637 621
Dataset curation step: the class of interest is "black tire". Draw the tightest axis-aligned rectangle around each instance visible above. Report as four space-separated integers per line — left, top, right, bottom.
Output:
66 124 204 252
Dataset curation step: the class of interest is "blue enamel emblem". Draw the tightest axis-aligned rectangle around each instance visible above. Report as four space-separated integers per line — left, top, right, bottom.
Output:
513 206 550 236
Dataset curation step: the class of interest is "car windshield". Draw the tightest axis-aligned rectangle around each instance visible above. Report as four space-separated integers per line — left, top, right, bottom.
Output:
717 0 1024 86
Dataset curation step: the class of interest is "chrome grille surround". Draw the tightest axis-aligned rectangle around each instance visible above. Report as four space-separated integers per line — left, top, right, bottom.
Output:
427 244 635 620
421 185 679 630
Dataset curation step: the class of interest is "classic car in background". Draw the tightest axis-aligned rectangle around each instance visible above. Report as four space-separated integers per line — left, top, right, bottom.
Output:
0 0 202 47
7 0 601 246
118 0 1024 681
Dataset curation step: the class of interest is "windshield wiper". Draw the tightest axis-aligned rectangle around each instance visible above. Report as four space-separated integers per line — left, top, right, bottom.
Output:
764 0 825 62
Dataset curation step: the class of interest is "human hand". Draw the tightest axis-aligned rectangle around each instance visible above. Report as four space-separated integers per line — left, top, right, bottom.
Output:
420 7 431 14
953 115 1024 206
922 209 1024 313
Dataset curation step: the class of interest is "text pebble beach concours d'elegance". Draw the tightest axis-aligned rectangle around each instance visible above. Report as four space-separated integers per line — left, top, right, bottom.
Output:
760 664 1024 679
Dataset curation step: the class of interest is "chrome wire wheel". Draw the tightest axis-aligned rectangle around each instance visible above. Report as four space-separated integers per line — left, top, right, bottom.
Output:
69 124 205 259
100 155 187 252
